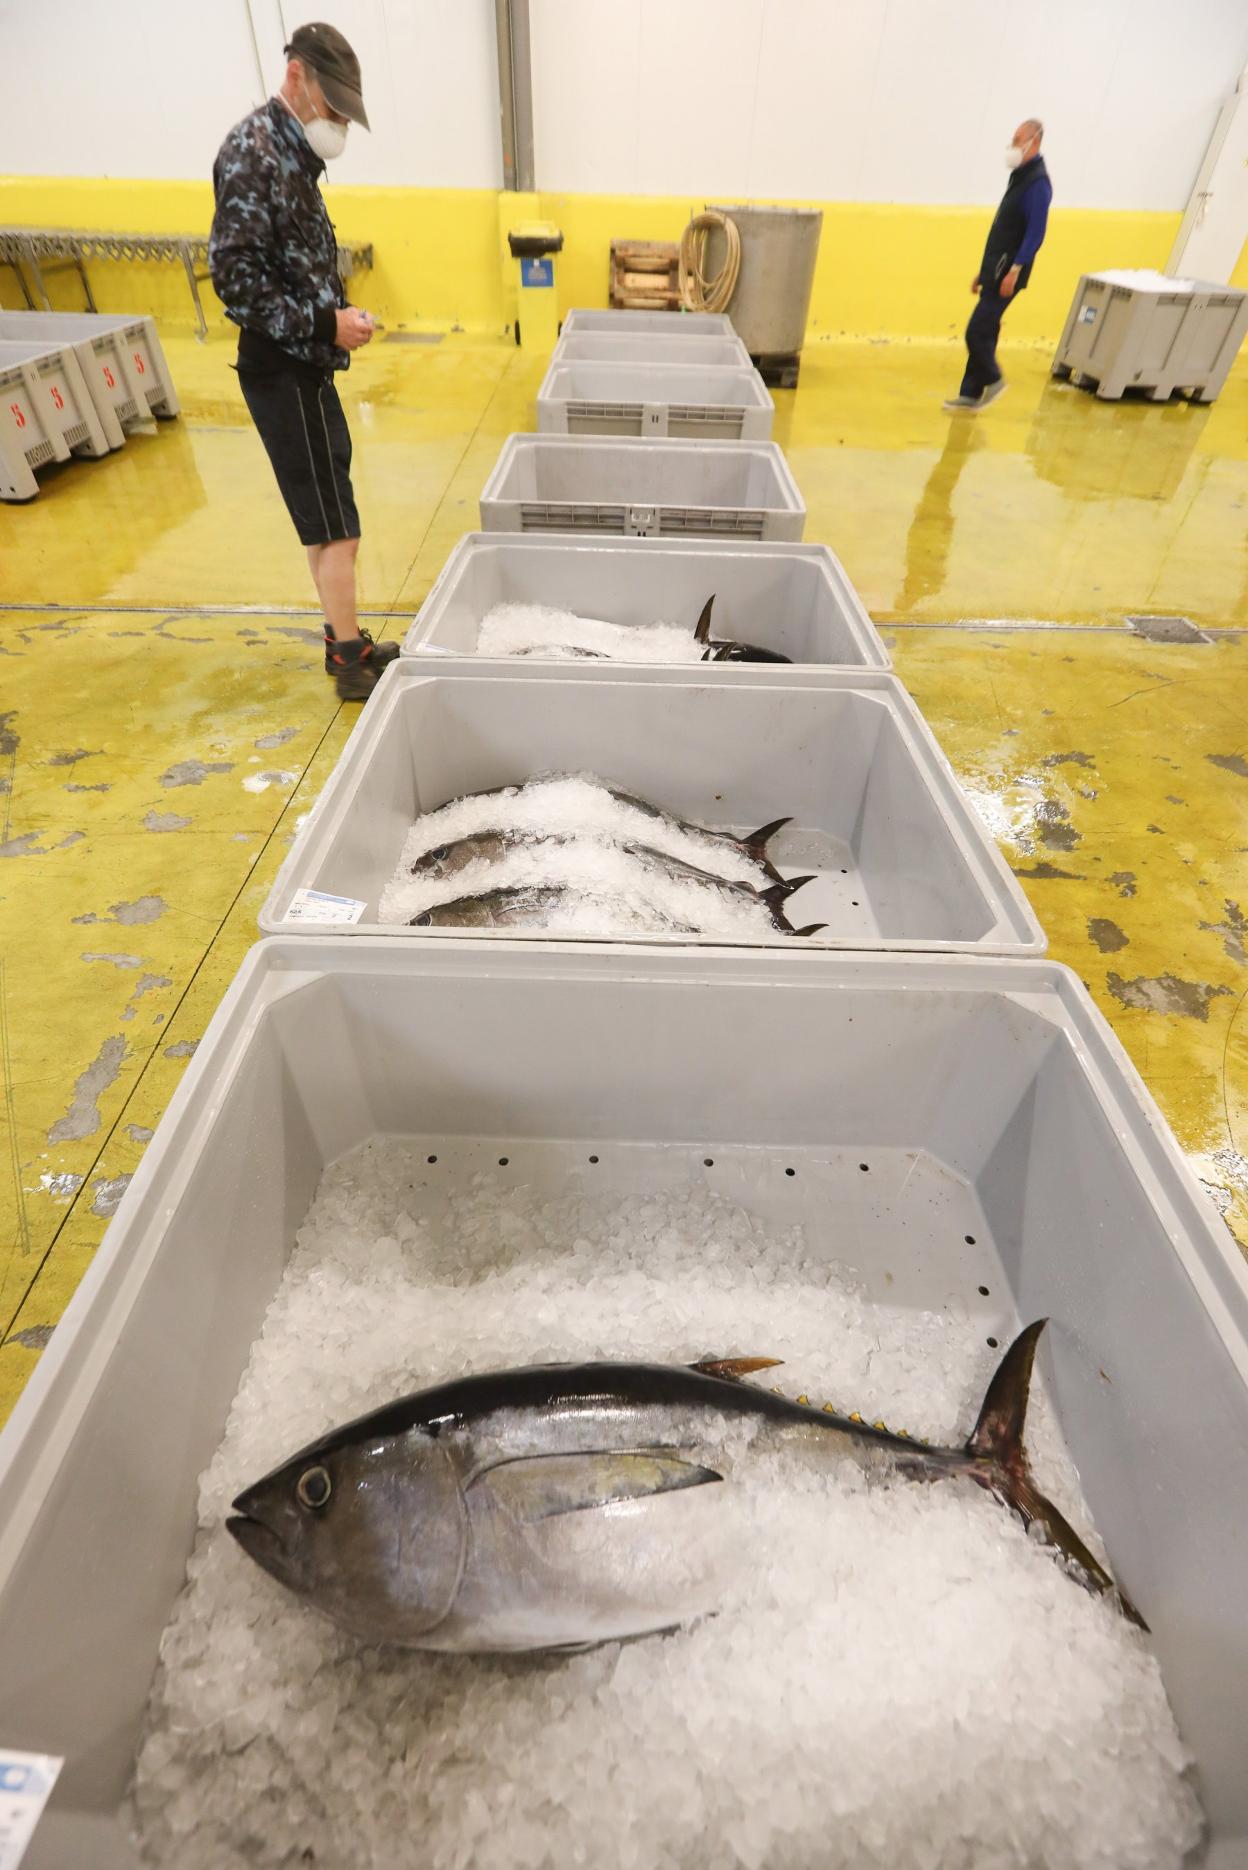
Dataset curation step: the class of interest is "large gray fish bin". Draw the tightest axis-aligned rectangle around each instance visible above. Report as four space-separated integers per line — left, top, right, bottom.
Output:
553 332 752 367
1 941 1246 1864
258 666 1040 953
536 360 773 440
480 434 804 539
561 307 737 338
402 535 889 674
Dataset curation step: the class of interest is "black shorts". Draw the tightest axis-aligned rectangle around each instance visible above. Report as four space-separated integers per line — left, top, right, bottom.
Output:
239 369 360 547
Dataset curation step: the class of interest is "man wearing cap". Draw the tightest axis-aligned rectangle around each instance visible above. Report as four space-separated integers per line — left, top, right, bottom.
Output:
210 23 396 699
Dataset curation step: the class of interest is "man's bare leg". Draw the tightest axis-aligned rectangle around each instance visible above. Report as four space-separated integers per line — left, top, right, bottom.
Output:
307 538 361 641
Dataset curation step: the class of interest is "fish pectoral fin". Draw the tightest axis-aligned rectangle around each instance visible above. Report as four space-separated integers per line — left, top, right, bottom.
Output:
470 1450 723 1523
690 1356 783 1382
694 594 715 643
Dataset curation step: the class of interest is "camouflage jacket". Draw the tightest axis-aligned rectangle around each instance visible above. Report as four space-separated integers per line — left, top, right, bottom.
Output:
209 97 347 373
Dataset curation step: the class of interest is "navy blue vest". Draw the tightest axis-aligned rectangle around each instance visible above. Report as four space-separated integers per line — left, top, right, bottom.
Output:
980 156 1049 292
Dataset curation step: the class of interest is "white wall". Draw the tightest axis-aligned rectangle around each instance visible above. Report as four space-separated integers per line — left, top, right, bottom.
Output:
0 0 502 188
3 0 1246 210
529 0 1248 210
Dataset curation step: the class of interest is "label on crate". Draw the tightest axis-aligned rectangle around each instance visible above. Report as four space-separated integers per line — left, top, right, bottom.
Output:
1080 305 1098 324
284 888 367 924
0 1753 63 1870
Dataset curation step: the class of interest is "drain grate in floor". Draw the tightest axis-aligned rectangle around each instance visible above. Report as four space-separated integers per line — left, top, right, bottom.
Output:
383 331 445 344
1125 614 1211 644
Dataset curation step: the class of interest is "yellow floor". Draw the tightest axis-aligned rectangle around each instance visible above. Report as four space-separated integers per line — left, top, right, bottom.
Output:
1 331 1246 1426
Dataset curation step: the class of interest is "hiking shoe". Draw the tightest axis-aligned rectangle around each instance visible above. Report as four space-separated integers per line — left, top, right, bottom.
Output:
942 393 983 412
979 378 1009 408
323 626 400 677
327 634 392 701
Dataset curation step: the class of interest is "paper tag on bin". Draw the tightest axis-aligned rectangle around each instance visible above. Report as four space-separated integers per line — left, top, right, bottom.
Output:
0 1753 63 1870
284 888 366 925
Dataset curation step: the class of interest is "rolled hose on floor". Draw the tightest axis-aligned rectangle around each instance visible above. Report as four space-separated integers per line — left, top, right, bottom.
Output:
679 210 740 314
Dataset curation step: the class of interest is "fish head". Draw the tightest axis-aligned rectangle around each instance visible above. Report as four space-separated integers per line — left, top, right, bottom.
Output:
410 842 454 876
713 641 792 664
227 1427 468 1644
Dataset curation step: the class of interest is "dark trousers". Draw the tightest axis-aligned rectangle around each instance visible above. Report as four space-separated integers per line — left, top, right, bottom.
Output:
960 289 1016 398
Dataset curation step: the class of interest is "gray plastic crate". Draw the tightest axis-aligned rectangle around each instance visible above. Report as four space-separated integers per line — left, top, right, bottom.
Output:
554 331 752 367
562 307 736 338
258 666 1040 953
401 534 888 673
0 309 178 437
1 940 1246 1866
1052 269 1248 402
480 434 805 540
537 359 773 440
0 339 110 500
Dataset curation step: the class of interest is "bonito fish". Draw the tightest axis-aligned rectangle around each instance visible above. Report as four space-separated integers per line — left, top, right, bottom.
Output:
228 1322 1142 1653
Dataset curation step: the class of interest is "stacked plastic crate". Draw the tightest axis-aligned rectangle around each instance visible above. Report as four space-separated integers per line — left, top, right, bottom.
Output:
3 307 1248 1862
0 310 179 501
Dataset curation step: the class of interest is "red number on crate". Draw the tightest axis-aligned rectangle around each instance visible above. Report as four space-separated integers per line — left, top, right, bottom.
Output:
9 403 25 428
102 365 116 389
133 352 146 374
50 385 64 410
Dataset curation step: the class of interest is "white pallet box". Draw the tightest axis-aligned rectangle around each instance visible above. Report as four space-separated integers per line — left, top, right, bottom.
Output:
554 332 753 367
401 534 888 673
562 307 736 338
479 434 805 541
258 665 1041 953
0 340 110 500
1052 269 1248 402
1 942 1247 1866
0 309 178 439
537 359 773 440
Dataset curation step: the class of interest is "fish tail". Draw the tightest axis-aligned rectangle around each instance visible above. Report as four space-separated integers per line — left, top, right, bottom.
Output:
964 1321 1147 1629
759 875 815 928
695 595 715 644
789 922 827 938
737 816 792 881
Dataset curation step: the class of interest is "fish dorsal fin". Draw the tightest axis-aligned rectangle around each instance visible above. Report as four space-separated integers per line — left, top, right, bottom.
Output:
694 595 715 643
691 1356 783 1382
470 1450 721 1523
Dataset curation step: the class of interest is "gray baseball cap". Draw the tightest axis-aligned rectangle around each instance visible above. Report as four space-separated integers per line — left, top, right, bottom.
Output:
285 22 370 130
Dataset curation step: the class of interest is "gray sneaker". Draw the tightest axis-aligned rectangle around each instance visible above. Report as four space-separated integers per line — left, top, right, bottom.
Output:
942 393 983 412
979 378 1009 407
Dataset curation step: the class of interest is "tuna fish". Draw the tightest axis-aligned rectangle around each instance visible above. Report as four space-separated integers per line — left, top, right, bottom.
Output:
695 595 792 664
228 1322 1142 1652
409 775 795 885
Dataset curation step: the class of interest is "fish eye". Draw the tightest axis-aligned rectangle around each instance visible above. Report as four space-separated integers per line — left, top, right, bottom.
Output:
429 845 449 861
414 911 433 927
296 1465 332 1510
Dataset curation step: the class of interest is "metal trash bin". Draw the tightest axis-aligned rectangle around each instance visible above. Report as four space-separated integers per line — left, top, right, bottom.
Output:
1052 269 1248 403
507 220 563 352
0 338 111 500
704 205 823 380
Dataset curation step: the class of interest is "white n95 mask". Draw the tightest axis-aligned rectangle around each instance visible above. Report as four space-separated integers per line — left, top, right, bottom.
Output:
307 113 348 161
1005 145 1024 170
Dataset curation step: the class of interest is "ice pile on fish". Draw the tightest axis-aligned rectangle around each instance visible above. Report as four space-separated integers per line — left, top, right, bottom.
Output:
476 595 791 664
379 771 824 938
130 1149 1204 1870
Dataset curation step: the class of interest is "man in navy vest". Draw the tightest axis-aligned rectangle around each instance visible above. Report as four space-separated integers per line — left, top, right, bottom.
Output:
944 120 1052 412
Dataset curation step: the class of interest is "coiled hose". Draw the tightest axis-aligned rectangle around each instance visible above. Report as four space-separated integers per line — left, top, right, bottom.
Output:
679 210 740 314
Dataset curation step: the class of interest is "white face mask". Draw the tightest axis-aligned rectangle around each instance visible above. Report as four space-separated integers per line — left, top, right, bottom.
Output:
1005 143 1027 170
306 109 348 162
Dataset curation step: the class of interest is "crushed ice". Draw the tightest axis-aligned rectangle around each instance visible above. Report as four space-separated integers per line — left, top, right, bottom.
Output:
477 602 704 663
129 1142 1203 1869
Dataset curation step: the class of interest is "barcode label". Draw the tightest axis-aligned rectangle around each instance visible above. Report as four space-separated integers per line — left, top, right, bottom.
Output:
0 1753 63 1869
284 888 367 924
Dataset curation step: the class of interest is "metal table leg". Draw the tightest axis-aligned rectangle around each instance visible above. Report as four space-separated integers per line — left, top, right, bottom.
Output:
180 243 208 341
74 256 98 313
